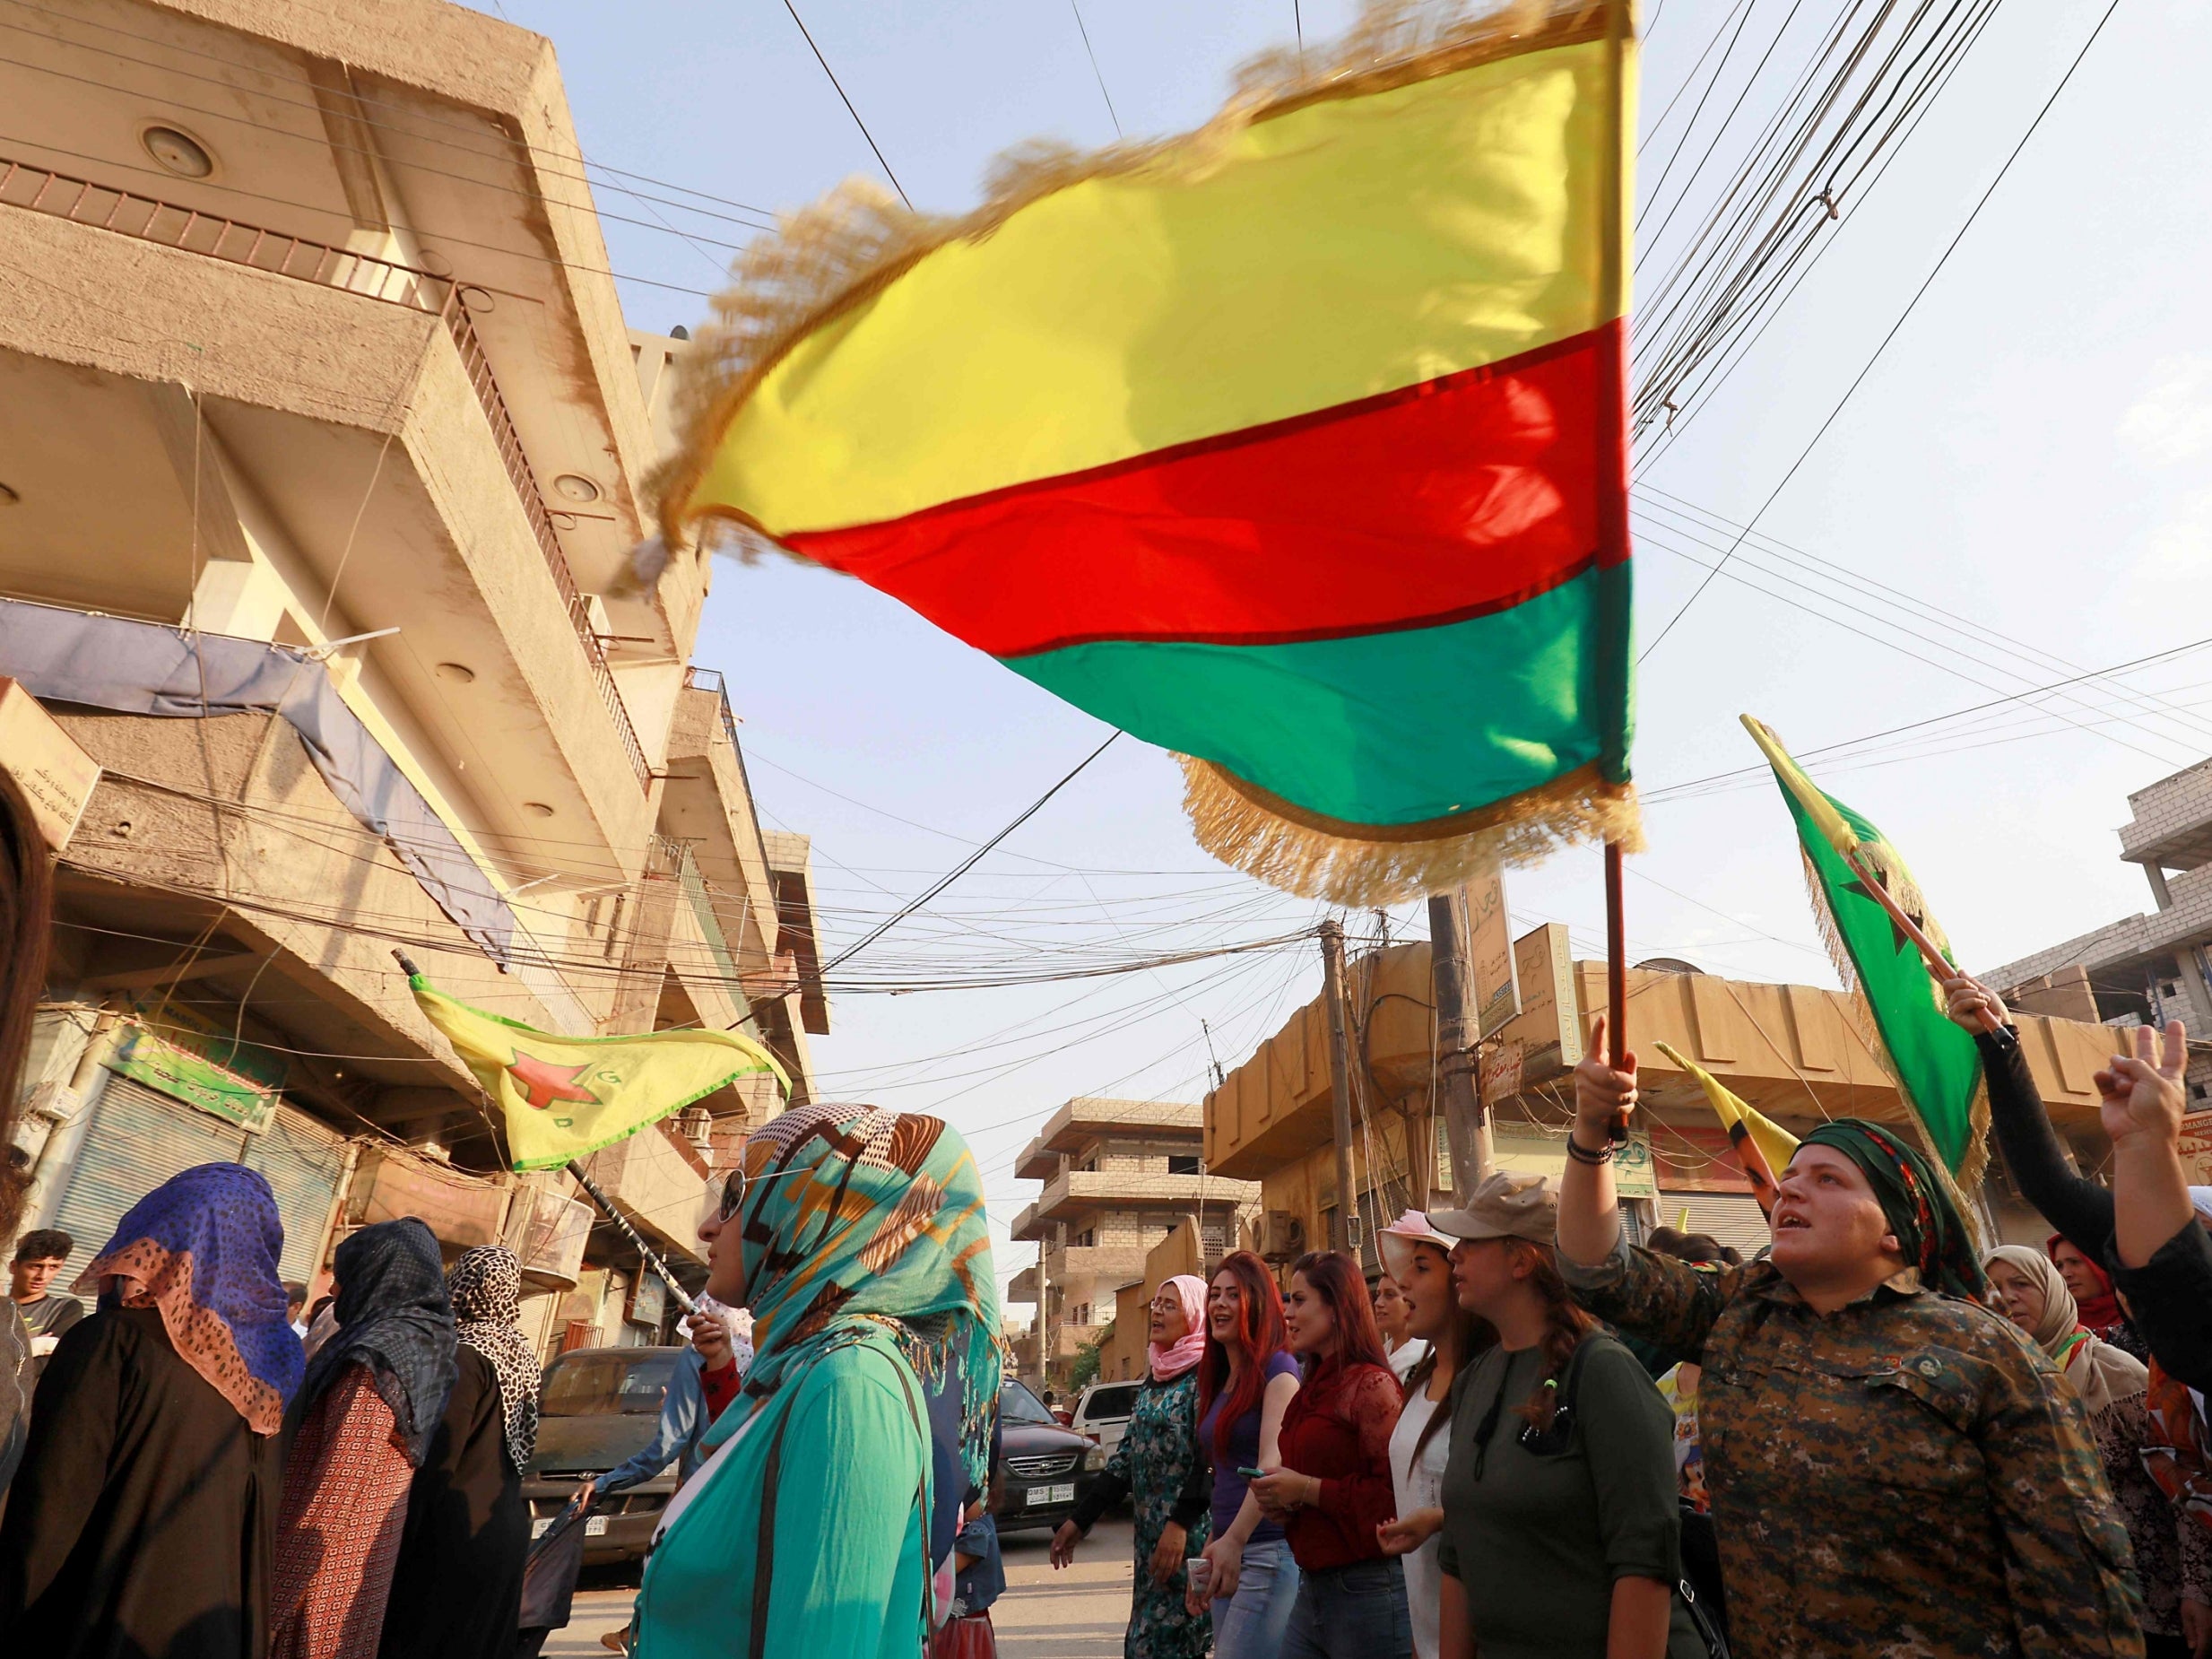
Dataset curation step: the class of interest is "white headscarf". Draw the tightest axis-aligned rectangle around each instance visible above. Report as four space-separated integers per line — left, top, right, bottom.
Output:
1987 1245 2147 1417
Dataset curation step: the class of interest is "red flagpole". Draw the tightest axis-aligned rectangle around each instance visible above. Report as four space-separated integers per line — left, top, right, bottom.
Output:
1605 841 1629 1142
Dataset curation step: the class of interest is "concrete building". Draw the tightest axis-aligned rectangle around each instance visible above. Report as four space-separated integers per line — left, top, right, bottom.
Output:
1205 926 2127 1263
1985 756 2212 1109
1006 1097 1258 1393
0 0 826 1354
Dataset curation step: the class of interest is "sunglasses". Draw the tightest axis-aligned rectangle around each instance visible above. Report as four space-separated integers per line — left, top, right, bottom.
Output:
710 1161 815 1225
716 1167 749 1223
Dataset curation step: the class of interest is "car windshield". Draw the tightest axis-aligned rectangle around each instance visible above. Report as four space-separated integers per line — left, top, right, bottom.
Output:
1081 1384 1141 1420
1000 1380 1058 1425
539 1351 681 1416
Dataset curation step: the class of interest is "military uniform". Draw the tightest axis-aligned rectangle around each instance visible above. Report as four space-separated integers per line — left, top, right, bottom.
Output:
1561 1237 2143 1658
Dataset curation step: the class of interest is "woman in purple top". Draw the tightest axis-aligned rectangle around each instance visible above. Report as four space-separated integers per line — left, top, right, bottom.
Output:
1188 1251 1303 1659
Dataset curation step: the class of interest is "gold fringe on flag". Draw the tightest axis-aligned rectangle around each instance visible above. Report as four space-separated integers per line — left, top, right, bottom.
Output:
643 0 1623 555
1183 758 1642 906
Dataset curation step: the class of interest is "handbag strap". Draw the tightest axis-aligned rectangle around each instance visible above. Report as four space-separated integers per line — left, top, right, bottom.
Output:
745 1341 936 1659
748 1393 804 1659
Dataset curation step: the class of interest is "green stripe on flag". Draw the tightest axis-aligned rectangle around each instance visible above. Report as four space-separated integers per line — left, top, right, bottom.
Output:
1004 562 1633 827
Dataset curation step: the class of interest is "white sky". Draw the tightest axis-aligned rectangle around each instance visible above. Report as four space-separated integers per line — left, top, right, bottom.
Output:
494 0 2212 1307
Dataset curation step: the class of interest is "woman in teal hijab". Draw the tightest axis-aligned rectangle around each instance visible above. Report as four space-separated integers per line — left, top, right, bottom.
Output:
634 1103 1000 1659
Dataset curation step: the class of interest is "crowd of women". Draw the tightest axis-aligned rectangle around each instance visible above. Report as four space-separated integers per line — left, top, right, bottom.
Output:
6 942 2212 1659
1045 967 2212 1659
0 1163 543 1659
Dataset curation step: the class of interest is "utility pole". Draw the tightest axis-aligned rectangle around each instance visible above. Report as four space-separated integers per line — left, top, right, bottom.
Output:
1427 890 1492 1201
1320 918 1360 1256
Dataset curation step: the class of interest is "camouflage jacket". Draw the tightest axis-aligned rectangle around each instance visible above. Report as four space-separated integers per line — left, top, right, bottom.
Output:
1563 1238 2144 1658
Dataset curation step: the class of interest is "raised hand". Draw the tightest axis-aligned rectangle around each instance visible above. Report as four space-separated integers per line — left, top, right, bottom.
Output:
1573 1013 1638 1139
2095 1020 2189 1150
1938 973 2008 1035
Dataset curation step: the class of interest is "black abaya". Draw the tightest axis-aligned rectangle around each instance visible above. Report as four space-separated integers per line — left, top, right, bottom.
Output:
0 1306 280 1659
377 1345 529 1659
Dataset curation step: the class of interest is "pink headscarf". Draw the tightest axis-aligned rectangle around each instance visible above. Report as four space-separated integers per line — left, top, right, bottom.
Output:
1149 1274 1210 1381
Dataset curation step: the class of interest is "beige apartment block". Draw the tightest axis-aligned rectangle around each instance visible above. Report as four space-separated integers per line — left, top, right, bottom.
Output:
1006 1096 1258 1393
1987 755 2212 1109
1205 931 2131 1265
0 0 824 1352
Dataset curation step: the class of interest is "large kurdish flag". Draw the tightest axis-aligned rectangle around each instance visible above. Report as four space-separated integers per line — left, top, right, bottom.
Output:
657 0 1641 902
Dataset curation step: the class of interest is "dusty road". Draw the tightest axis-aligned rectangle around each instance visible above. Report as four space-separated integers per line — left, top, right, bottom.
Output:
539 1514 1141 1656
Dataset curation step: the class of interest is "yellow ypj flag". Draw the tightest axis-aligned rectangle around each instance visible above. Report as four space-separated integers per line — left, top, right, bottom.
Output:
409 974 788 1172
1653 1040 1797 1217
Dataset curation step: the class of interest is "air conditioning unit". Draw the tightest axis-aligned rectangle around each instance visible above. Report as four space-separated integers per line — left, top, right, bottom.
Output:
1259 1211 1306 1263
505 1182 594 1290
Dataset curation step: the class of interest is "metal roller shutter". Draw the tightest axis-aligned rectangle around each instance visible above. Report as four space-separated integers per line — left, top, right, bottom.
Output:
244 1107 349 1282
48 1078 251 1280
48 1080 349 1285
1666 1192 1772 1258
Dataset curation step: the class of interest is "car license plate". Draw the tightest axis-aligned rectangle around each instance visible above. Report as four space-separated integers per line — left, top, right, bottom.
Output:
532 1517 553 1540
586 1516 610 1535
1025 1482 1075 1507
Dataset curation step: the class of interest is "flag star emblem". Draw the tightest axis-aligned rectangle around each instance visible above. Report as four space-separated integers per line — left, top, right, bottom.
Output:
1841 865 1926 959
507 1051 600 1112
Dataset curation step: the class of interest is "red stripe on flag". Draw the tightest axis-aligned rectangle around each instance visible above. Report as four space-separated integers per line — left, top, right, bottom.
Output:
785 321 1626 658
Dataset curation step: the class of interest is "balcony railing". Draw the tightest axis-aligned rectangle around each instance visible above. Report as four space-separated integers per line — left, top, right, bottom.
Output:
0 153 648 789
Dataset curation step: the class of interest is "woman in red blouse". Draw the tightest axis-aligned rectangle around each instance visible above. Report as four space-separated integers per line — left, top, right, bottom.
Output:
1250 1251 1410 1659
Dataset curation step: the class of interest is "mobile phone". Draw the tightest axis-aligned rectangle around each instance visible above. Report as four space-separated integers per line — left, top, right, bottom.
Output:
1238 1466 1266 1479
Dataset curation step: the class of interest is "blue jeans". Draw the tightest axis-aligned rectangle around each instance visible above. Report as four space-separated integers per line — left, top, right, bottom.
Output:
1210 1537 1299 1659
1279 1556 1412 1659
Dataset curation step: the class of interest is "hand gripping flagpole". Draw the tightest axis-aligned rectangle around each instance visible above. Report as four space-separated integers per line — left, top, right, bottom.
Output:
392 949 700 1319
1604 843 1630 1142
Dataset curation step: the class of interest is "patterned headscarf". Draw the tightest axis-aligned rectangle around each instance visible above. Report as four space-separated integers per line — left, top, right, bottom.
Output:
75 1162 303 1436
297 1218 458 1466
447 1245 540 1471
706 1102 1000 1497
1798 1119 1984 1301
1986 1245 2147 1417
2143 1359 2212 1530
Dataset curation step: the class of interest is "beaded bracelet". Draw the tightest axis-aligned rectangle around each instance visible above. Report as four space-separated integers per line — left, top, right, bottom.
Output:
1564 1134 1614 1166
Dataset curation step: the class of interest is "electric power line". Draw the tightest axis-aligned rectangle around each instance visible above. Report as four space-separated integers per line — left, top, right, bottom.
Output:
1636 0 2124 662
777 0 913 210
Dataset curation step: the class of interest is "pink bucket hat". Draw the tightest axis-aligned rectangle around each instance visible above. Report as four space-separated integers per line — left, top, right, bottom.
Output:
1375 1209 1458 1281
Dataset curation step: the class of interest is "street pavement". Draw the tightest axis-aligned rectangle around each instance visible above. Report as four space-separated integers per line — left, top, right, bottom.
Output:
996 1513 1133 1659
537 1515 1139 1656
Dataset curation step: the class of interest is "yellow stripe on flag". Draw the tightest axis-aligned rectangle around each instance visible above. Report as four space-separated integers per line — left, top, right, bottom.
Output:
410 977 788 1173
687 25 1633 538
1653 1040 1797 1212
1740 716 1860 858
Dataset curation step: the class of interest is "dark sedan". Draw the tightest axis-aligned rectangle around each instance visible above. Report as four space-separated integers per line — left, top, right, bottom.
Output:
993 1377 1104 1534
524 1345 684 1569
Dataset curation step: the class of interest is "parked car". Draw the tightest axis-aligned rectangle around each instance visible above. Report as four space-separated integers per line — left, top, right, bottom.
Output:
992 1377 1104 1535
524 1345 684 1568
1070 1378 1141 1463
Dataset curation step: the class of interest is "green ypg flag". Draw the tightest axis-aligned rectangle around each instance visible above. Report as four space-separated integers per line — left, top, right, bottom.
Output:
1742 717 1985 1188
410 974 788 1172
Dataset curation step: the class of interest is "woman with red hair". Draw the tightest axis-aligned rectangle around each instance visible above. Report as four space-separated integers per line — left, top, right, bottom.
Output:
1250 1251 1409 1659
1188 1251 1302 1659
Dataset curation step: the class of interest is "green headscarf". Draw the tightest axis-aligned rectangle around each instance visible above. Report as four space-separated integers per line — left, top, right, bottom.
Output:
705 1102 1001 1494
1799 1118 1985 1302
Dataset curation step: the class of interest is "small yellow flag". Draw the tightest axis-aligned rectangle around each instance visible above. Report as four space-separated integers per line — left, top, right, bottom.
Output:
1653 1040 1798 1217
409 974 788 1172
